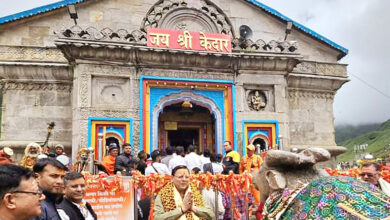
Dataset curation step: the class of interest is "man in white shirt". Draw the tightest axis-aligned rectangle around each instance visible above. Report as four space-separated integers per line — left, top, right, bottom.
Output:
203 153 223 174
168 146 186 173
145 150 170 176
199 149 211 168
161 146 175 167
184 145 202 172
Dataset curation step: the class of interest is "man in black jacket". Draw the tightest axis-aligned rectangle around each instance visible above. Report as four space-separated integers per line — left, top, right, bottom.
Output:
114 143 133 175
222 141 240 174
56 172 97 220
33 158 68 220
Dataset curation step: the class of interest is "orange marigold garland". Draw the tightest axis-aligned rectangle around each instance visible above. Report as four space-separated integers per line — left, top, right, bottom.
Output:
131 170 254 220
381 165 390 183
131 171 172 220
83 172 124 192
325 167 390 183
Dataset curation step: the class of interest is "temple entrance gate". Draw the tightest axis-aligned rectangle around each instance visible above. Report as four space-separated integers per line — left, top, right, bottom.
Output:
140 76 237 155
158 102 215 153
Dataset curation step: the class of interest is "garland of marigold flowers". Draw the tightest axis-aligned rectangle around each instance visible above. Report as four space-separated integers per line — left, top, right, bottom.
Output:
82 172 124 192
325 165 390 183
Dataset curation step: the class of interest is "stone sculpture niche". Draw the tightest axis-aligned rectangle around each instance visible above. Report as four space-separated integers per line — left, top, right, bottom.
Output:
248 90 267 111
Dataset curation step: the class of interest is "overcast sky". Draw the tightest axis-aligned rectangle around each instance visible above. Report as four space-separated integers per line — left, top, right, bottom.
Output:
1 0 389 125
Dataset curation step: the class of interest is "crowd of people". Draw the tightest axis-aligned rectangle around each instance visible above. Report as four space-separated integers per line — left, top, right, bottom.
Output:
0 141 263 220
0 158 95 220
0 141 389 220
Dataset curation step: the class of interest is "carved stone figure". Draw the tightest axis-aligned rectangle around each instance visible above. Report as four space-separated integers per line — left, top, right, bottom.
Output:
250 90 266 111
253 148 390 219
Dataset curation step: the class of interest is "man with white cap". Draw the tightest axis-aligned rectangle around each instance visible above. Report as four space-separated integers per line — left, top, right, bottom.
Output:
54 144 71 169
0 147 14 165
54 144 66 157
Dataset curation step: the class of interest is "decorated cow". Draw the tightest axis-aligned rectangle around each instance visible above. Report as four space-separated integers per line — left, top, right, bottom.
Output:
253 148 390 219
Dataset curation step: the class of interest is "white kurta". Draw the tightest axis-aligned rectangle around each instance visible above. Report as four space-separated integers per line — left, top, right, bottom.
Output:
184 152 202 172
145 162 170 175
169 154 186 172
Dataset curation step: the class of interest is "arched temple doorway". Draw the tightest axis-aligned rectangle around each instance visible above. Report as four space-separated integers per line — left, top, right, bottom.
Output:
252 138 267 151
158 102 215 153
249 131 270 153
142 77 236 155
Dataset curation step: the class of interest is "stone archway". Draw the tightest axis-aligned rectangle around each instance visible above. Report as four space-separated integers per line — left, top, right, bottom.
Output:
152 91 224 153
249 132 270 151
105 132 124 146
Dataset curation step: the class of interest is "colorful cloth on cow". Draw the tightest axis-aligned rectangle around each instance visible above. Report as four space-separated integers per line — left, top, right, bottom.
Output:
263 176 390 220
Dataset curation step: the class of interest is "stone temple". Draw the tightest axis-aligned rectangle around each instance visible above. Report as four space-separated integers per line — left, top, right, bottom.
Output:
0 0 348 162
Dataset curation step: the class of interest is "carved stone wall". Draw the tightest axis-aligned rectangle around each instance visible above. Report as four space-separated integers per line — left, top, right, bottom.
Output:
288 88 337 147
0 63 72 152
71 63 140 158
293 61 347 77
0 46 67 62
91 76 131 108
141 0 234 37
1 87 72 146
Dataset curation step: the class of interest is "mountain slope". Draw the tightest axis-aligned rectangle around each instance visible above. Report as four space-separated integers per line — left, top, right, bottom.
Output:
335 123 381 144
337 119 390 162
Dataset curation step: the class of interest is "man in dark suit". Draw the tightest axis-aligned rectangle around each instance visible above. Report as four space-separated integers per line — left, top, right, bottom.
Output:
33 158 68 220
56 172 97 220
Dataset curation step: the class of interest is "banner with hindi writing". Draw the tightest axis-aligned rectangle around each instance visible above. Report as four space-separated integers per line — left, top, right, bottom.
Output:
84 177 134 220
147 28 232 53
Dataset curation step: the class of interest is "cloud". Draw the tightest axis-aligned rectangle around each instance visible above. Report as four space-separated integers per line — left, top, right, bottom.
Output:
0 0 59 17
261 0 390 125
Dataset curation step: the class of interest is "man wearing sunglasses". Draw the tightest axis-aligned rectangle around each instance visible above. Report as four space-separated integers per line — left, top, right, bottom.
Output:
0 164 45 220
360 162 390 197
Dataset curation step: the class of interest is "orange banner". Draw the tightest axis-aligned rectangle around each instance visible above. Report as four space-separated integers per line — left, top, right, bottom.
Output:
84 177 134 220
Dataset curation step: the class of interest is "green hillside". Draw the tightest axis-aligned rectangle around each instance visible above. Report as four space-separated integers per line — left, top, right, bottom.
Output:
335 123 381 144
337 119 390 162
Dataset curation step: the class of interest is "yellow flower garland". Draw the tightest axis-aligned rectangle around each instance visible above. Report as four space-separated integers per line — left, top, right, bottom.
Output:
158 181 205 220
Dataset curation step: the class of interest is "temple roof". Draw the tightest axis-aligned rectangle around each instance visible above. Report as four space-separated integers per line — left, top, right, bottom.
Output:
0 0 348 58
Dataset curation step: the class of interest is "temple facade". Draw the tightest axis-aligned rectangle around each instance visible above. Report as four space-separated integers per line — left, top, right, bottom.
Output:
0 0 348 161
